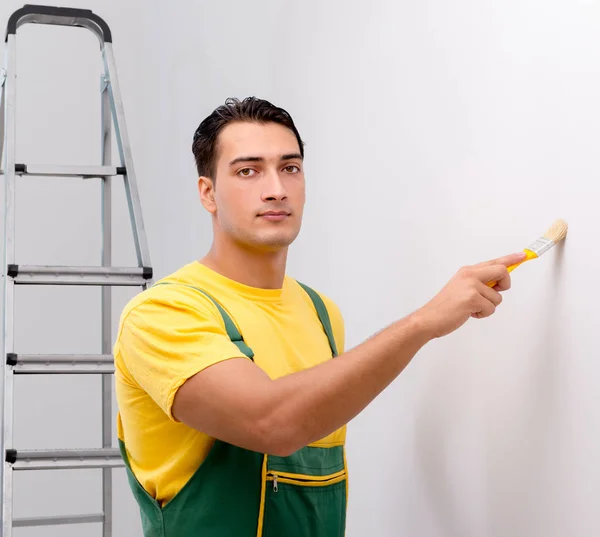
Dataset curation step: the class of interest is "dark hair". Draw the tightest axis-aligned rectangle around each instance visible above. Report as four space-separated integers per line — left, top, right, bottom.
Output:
192 96 305 180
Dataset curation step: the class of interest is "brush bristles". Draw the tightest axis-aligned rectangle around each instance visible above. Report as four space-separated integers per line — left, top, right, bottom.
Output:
543 218 568 244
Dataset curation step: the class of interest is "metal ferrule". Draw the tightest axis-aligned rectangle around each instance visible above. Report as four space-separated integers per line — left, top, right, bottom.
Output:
525 236 554 257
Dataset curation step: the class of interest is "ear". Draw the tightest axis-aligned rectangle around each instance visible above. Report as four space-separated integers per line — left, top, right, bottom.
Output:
198 176 217 214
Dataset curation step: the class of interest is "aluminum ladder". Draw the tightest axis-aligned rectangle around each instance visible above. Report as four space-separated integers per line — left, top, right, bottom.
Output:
0 4 153 536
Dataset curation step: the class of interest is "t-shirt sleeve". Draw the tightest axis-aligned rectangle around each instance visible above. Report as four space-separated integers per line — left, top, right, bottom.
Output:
116 288 250 420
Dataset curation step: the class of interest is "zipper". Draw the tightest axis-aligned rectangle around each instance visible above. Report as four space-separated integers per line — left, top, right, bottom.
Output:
266 471 346 492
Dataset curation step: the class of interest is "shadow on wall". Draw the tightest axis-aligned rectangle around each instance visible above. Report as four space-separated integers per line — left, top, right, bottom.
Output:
411 242 566 537
481 242 567 537
412 345 476 537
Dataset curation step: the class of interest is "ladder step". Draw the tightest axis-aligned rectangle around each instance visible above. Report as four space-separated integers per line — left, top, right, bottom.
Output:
14 513 104 527
8 264 152 286
7 354 114 374
4 163 126 177
6 448 123 470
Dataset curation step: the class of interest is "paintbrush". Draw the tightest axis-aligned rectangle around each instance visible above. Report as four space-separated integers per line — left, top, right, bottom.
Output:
488 218 568 288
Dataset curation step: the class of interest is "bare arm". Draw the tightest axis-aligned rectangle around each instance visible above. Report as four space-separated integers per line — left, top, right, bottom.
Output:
173 312 429 456
172 252 526 456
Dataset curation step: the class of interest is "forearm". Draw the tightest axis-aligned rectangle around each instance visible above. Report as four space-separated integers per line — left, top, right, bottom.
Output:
174 252 521 456
263 310 433 454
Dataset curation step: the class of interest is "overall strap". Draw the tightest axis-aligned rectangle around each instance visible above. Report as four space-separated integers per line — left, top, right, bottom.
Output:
296 282 339 358
152 282 255 360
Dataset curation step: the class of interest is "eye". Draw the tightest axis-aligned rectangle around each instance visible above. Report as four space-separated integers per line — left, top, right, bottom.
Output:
238 168 256 177
283 165 300 173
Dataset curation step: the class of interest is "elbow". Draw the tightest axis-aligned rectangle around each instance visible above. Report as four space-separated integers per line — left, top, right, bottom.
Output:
268 439 300 458
253 410 305 457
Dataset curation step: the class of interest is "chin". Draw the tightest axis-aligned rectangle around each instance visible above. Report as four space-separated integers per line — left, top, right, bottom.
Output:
257 239 295 252
251 232 299 252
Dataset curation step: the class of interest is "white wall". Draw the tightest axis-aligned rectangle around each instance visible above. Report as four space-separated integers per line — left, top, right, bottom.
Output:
1 0 599 536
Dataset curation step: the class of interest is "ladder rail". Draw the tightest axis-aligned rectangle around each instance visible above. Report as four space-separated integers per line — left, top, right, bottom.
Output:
103 43 152 271
1 32 17 537
0 68 5 167
101 67 113 537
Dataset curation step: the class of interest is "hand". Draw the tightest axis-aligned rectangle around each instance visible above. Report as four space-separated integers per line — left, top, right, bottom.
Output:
414 252 527 339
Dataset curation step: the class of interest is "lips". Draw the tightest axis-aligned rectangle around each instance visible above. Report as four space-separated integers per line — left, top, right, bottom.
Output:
258 211 290 221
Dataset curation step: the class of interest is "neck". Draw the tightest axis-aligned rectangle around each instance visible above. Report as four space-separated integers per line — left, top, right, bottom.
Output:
200 237 288 290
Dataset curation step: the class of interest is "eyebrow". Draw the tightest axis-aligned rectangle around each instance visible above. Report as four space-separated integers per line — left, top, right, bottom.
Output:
229 153 303 167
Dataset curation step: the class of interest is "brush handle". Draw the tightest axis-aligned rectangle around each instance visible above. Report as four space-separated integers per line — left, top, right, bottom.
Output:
487 249 537 288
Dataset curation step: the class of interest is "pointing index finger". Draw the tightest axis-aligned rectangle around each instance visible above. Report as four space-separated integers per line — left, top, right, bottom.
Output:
478 252 527 268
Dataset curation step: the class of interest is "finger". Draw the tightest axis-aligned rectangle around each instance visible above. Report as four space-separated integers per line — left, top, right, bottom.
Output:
471 296 496 319
476 281 503 306
473 264 510 285
477 252 527 269
493 270 512 292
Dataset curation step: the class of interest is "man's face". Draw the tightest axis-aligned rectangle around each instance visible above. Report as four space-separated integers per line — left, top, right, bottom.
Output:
199 121 305 253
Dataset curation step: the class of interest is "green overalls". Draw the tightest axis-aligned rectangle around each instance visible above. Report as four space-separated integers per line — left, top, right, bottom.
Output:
119 282 349 537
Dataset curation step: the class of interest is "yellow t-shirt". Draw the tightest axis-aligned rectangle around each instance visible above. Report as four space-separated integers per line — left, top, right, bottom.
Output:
114 261 345 506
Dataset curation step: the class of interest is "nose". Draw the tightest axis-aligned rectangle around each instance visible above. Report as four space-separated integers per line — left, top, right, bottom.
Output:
261 168 288 202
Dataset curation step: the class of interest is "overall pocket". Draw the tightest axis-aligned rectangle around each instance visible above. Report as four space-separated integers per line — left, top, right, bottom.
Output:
261 447 347 537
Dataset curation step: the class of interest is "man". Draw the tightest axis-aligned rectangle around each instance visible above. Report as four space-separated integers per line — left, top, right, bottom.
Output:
114 96 526 537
